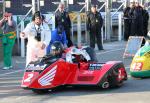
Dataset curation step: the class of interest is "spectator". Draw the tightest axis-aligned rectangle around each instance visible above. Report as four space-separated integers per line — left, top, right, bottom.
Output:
129 0 144 36
142 4 149 37
20 11 51 66
87 4 103 50
123 6 131 41
47 25 67 54
55 3 73 47
0 12 16 70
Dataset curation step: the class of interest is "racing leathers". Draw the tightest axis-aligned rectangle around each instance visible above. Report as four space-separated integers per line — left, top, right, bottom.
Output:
66 47 91 63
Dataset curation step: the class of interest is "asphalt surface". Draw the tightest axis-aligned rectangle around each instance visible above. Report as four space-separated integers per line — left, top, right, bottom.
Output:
0 41 150 103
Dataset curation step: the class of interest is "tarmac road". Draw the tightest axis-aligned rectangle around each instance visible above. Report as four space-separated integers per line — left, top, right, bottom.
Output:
0 41 150 103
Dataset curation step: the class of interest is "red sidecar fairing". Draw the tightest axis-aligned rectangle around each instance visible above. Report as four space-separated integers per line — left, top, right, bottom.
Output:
21 59 127 90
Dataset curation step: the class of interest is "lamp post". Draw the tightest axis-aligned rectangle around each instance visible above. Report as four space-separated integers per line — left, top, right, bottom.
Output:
105 0 111 40
2 0 5 14
32 0 36 14
85 0 91 12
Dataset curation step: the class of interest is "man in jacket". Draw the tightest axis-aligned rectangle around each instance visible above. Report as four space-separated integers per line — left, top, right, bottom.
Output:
55 3 73 47
129 0 144 36
123 6 131 41
87 4 103 50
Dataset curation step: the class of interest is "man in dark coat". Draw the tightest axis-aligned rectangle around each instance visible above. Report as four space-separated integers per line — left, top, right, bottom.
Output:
123 6 131 41
143 5 149 37
87 4 103 50
55 3 73 47
129 1 144 36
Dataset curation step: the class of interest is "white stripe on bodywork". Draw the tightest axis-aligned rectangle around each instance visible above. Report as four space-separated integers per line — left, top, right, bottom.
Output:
38 65 57 86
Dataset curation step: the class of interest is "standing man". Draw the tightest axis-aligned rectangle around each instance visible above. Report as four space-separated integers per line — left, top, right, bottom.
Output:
20 11 51 66
129 0 136 36
55 3 73 47
87 4 103 51
123 6 131 41
0 12 16 70
129 0 144 36
143 4 149 37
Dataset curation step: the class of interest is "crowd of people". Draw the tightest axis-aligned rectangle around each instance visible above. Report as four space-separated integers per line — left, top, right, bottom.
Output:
3 1 149 69
0 2 104 69
123 0 149 41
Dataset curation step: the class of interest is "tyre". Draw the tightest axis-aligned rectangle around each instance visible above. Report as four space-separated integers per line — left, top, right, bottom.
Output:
32 89 49 94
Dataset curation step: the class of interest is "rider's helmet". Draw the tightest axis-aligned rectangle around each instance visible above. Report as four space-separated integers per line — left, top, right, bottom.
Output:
51 41 64 57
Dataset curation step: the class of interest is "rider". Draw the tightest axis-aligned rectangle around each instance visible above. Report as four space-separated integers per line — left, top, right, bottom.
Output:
50 41 64 58
45 41 91 63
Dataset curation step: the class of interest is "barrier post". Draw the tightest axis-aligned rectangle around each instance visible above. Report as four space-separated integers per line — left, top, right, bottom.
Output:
21 21 25 57
118 13 122 41
71 21 74 42
77 12 81 46
101 26 104 45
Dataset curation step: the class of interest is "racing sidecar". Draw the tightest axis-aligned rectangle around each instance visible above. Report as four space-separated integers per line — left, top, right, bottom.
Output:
130 40 150 78
21 47 127 94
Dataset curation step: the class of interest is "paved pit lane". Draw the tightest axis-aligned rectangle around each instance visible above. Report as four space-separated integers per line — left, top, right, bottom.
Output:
0 41 150 103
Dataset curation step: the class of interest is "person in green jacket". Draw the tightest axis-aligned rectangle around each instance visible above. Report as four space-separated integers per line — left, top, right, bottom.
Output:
0 12 16 70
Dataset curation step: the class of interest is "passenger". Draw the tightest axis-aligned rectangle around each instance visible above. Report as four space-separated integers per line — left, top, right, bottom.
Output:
47 25 67 54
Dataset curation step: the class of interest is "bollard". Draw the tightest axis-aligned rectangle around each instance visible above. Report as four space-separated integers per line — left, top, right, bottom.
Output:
77 12 81 46
118 13 122 41
71 21 74 42
101 26 104 45
21 21 25 57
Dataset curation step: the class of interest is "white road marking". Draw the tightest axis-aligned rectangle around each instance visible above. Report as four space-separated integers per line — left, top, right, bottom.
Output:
125 66 130 69
0 70 24 77
0 77 22 80
16 60 25 64
0 85 20 88
0 80 21 83
97 48 124 55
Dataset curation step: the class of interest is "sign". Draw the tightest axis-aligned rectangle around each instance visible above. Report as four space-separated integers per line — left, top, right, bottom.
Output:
123 36 145 58
69 12 86 23
69 0 73 4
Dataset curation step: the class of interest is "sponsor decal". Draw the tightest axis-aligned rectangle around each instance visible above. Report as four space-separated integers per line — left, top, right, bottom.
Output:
27 64 47 70
22 72 39 86
83 71 94 75
38 65 57 86
131 62 143 71
89 63 103 70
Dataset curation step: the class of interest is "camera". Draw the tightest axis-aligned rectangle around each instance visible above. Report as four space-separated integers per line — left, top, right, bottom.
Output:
35 33 41 41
